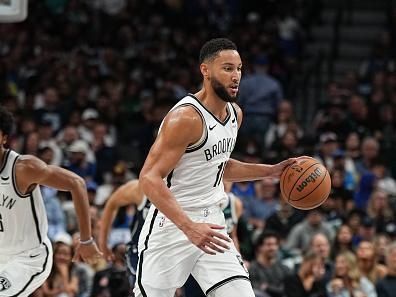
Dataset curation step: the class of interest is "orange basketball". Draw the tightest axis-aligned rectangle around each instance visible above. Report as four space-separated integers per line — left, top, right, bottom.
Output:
280 157 331 210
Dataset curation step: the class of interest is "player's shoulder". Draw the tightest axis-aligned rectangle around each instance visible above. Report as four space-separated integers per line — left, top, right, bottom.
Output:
163 103 203 132
15 154 46 172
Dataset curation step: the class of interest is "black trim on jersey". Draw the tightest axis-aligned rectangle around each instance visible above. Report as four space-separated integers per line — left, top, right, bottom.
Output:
187 94 231 126
11 242 50 297
30 194 42 244
176 103 209 153
230 103 238 123
166 170 174 188
205 275 250 295
11 156 31 198
137 208 159 297
0 149 10 175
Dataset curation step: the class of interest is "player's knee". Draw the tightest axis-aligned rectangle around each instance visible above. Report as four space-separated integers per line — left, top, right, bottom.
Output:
208 278 255 297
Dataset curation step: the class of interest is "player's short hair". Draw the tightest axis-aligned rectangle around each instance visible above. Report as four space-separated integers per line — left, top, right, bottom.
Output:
0 106 14 136
199 38 237 64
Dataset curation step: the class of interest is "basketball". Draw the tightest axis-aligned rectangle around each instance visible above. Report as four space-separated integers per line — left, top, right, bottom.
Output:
280 157 331 210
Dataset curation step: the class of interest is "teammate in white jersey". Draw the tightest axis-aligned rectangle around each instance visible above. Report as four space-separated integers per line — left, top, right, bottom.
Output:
0 107 102 297
135 38 298 297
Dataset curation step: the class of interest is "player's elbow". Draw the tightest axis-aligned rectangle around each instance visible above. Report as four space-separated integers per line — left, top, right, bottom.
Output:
139 171 156 196
71 175 86 191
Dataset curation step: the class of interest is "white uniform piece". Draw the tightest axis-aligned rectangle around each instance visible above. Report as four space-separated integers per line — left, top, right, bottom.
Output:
0 150 53 297
134 95 250 297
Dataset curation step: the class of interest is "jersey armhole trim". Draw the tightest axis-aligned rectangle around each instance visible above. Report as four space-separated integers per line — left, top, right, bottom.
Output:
175 103 208 153
230 103 238 123
12 156 33 198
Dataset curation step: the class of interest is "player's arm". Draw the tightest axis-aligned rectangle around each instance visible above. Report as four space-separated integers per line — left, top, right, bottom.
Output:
224 103 296 181
230 195 243 252
99 179 142 261
139 106 231 255
16 155 102 264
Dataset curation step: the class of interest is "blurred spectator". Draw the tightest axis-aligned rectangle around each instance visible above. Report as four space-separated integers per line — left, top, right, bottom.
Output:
245 178 280 231
95 161 131 206
374 234 391 266
284 209 335 255
42 234 79 297
65 140 96 182
366 190 394 234
376 242 396 297
265 199 304 243
355 137 380 178
372 161 396 197
249 231 291 297
310 233 334 283
331 224 354 261
268 129 304 164
238 55 283 146
283 251 327 297
90 243 130 297
314 132 339 172
327 251 377 297
356 241 387 285
330 168 354 215
264 100 303 150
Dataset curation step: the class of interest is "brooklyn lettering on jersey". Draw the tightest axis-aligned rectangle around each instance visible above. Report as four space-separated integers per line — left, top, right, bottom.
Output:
0 193 16 210
204 137 236 161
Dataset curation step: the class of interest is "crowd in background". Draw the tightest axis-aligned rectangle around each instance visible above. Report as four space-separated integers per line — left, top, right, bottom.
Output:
1 0 396 296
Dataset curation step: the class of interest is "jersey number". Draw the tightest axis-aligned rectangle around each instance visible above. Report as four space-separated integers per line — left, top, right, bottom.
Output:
214 161 226 187
0 213 3 232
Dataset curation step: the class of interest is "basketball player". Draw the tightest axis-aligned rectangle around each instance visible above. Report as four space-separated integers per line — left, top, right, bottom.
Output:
134 38 298 297
99 179 150 286
0 107 102 297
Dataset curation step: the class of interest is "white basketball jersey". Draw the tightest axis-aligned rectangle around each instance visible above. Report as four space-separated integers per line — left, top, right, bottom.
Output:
0 150 48 255
163 94 238 209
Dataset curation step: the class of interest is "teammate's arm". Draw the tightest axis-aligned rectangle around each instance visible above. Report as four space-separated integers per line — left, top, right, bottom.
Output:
224 103 296 181
99 179 142 261
16 155 102 264
140 106 231 255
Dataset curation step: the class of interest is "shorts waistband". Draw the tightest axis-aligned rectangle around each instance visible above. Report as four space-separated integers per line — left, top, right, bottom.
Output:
183 205 223 217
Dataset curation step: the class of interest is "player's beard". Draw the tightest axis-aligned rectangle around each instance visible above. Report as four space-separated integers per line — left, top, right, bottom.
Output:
211 76 238 103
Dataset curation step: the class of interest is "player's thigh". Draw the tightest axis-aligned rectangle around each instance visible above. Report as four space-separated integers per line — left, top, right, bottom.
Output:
207 278 255 297
0 240 52 297
191 242 250 296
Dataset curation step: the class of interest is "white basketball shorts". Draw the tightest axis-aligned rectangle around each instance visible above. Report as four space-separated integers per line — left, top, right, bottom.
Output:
134 205 250 296
0 237 53 297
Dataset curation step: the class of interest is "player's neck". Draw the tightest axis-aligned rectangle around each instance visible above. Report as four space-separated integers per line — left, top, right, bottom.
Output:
195 88 228 120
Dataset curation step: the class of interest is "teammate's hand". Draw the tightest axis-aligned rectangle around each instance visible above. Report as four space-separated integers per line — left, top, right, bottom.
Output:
183 222 231 255
270 158 297 178
72 240 103 265
99 243 115 262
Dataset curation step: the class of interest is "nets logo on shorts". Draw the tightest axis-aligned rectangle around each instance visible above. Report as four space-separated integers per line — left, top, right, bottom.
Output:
0 277 11 291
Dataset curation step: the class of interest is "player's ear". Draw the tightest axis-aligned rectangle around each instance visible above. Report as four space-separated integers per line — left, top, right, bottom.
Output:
200 63 209 80
2 135 7 145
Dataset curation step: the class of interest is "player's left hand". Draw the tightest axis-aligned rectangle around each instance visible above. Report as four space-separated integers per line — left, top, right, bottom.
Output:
270 158 297 178
72 240 103 265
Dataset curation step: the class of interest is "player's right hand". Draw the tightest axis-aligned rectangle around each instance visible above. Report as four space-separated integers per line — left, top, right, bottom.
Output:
72 241 103 265
183 222 231 255
100 244 115 262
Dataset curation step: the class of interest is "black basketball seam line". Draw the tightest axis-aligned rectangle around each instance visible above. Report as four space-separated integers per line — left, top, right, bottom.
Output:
281 165 292 199
287 162 320 201
291 168 329 202
297 190 329 210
